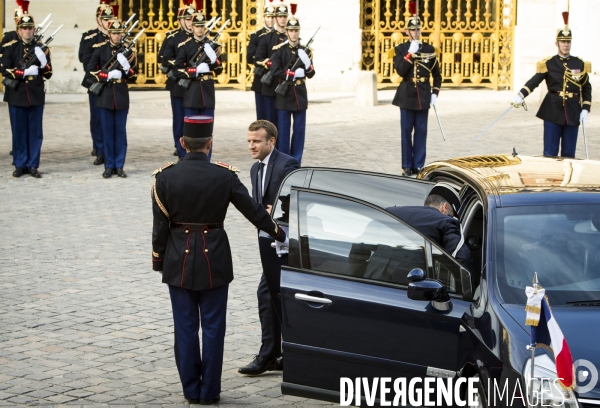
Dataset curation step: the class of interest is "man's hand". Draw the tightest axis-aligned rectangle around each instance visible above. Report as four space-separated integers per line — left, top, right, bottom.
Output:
107 70 122 80
197 62 210 74
34 47 47 67
408 40 419 55
117 53 130 71
294 67 305 78
204 43 217 64
580 110 588 124
431 94 437 107
24 66 39 76
298 49 311 68
513 92 524 105
271 237 289 257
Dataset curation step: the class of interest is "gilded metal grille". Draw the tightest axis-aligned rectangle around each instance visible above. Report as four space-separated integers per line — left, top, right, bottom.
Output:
119 0 260 89
361 0 516 89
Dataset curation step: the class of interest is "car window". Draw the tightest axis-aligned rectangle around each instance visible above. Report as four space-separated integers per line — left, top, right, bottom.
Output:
431 245 468 296
298 191 426 286
272 170 308 226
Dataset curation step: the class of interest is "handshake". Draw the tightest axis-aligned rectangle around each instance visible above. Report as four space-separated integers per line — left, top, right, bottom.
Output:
271 237 290 257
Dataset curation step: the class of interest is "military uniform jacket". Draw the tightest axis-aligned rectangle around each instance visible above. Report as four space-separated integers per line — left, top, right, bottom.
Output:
520 55 592 126
151 153 287 291
174 36 223 109
87 41 137 110
270 43 315 111
0 31 18 69
79 28 109 89
1 38 53 107
158 28 190 97
247 26 270 93
255 30 287 97
392 41 442 110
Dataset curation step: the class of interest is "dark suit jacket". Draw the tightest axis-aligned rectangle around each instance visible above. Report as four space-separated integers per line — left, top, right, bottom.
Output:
250 148 300 209
386 205 473 271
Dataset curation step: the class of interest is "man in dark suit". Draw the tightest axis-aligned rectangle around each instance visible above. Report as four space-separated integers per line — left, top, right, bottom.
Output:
152 116 287 404
386 184 473 271
238 120 300 376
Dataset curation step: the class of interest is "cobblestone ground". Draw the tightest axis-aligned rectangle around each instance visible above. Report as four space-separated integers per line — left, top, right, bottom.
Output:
0 88 598 407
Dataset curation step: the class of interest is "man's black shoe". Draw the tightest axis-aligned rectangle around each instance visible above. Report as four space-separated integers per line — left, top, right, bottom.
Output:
200 396 220 405
116 168 127 178
402 168 412 177
93 156 105 165
29 168 41 178
173 148 178 156
238 355 278 375
103 168 113 178
185 398 200 404
12 167 25 177
275 356 283 370
92 148 97 156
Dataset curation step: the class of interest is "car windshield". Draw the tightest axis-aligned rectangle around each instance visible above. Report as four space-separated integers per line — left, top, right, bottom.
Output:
496 204 600 305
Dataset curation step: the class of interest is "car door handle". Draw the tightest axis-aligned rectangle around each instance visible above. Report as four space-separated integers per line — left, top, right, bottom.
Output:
294 293 332 304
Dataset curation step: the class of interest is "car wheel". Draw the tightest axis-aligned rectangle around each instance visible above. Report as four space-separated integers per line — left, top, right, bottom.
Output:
467 375 487 408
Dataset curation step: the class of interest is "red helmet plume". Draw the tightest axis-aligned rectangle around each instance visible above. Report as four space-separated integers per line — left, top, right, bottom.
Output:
195 0 203 10
182 0 193 4
409 0 416 16
290 3 297 15
562 11 569 26
21 0 29 13
111 0 119 17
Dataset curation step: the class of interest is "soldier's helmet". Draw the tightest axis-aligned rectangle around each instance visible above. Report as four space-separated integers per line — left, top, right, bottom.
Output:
107 19 124 33
178 0 196 19
264 0 276 17
556 11 572 41
275 0 289 17
97 4 114 20
285 4 300 30
96 0 111 17
405 0 422 30
191 12 207 27
14 0 26 22
16 13 35 28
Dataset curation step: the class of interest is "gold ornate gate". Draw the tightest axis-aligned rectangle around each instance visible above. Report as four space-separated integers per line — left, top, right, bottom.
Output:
119 0 260 89
360 0 516 89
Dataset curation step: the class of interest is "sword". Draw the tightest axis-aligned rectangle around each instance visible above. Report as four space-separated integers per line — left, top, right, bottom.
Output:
582 121 589 159
468 101 527 147
432 105 446 141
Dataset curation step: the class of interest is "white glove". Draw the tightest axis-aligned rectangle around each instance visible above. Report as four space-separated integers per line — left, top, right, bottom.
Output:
204 43 217 64
23 65 39 76
294 67 305 79
513 93 524 105
431 93 437 107
34 47 47 67
116 53 130 71
580 110 588 124
197 62 210 74
271 237 290 257
107 70 122 80
408 40 419 54
297 49 311 68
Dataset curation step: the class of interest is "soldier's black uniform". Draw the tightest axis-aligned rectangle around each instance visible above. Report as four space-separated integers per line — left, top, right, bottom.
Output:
1 30 19 157
247 26 271 119
0 31 18 68
392 39 442 174
2 33 52 176
255 29 287 125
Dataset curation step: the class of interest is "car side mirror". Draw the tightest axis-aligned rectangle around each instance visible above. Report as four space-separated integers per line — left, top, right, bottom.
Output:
407 268 451 311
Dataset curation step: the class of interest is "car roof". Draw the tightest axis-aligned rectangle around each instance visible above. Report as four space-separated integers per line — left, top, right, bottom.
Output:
421 155 600 196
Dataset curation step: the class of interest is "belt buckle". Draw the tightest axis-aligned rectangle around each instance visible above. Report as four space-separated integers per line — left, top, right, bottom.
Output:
295 79 302 85
27 75 34 81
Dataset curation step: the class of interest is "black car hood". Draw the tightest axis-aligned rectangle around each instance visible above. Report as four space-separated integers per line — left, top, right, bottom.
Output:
503 304 600 399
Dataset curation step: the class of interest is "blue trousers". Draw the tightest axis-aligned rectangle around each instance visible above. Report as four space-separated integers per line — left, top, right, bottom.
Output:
400 108 429 170
10 104 44 169
254 92 266 121
277 109 307 164
171 96 186 158
168 284 228 401
88 93 104 154
8 105 16 154
99 108 128 169
543 120 579 158
184 107 214 160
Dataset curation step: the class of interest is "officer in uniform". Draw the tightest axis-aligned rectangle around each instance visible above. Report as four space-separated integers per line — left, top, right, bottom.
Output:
514 11 592 158
78 2 114 164
254 2 288 130
392 2 441 177
157 0 195 160
2 13 53 178
174 12 223 160
270 9 315 164
247 1 275 120
151 116 288 404
87 19 137 178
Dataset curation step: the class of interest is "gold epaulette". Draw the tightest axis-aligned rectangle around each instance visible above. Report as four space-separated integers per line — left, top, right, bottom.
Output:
178 38 191 48
2 40 16 48
92 41 107 48
151 162 175 177
584 61 592 74
84 32 98 40
166 29 178 36
272 41 287 51
259 31 270 37
215 161 240 172
536 57 551 74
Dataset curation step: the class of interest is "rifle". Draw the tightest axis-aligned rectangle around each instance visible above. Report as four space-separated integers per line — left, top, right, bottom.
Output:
163 18 220 76
260 39 288 86
2 23 63 90
34 14 52 37
177 19 229 90
89 28 145 96
274 26 320 96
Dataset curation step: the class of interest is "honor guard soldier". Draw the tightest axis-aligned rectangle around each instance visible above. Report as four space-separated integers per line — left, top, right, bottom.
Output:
514 10 592 158
270 6 315 163
247 0 275 120
392 0 441 177
174 11 223 159
151 116 288 404
87 19 137 178
78 1 114 164
157 0 195 160
255 1 289 129
2 13 53 178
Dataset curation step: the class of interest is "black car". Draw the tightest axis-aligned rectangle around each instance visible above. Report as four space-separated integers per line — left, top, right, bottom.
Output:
271 155 600 407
